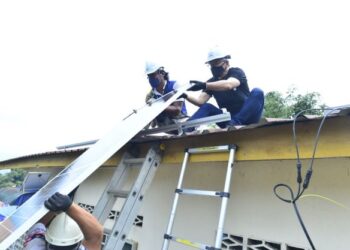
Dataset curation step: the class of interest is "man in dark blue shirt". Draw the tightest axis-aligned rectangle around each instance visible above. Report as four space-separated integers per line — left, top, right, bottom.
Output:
184 47 264 129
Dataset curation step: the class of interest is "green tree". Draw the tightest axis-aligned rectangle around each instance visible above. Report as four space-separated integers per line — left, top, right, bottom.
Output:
264 91 290 118
0 174 12 188
264 87 326 118
0 169 26 188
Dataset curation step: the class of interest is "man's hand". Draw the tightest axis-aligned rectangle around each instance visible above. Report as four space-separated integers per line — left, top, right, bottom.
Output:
44 192 73 212
188 80 206 91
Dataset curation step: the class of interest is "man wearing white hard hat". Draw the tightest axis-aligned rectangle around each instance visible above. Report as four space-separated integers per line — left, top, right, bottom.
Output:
24 192 103 250
145 61 188 130
183 46 264 129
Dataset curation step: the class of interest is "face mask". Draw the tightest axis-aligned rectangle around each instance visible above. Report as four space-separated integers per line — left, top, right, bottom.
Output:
210 65 225 78
148 77 160 88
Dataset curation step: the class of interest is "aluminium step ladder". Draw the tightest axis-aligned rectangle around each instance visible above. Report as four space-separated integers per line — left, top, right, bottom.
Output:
93 146 162 250
162 145 237 250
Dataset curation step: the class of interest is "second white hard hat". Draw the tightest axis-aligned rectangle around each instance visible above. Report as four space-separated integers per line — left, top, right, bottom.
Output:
45 213 84 247
206 46 231 63
145 61 162 75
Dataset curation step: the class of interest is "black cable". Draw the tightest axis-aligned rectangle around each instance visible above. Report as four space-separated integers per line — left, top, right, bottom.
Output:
273 184 316 249
273 107 340 250
292 200 316 250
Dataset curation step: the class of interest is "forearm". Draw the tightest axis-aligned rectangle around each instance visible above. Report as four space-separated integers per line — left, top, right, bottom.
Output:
206 78 240 91
67 204 103 249
39 212 56 226
185 91 210 107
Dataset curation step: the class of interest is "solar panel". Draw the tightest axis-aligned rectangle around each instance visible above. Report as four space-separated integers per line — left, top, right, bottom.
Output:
0 83 190 248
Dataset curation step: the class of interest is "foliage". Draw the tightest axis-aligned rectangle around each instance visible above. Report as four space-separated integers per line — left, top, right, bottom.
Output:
0 169 27 188
264 87 326 118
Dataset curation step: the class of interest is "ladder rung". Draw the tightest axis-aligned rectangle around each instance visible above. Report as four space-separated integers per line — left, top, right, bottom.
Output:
107 190 130 198
187 145 236 154
162 144 236 250
123 157 146 165
164 234 220 250
175 188 229 198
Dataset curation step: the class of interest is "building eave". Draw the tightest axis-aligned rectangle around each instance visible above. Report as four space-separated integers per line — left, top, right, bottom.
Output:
1 114 349 170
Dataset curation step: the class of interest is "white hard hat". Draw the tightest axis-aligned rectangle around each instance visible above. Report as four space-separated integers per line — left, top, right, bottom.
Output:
206 46 231 63
45 213 84 247
145 61 162 75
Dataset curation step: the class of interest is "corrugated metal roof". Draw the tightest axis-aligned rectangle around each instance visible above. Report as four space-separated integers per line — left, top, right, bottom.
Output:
0 148 86 165
134 107 350 141
0 117 299 163
1 106 349 164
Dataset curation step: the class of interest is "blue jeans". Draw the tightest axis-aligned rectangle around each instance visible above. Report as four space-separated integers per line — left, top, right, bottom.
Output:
187 88 264 129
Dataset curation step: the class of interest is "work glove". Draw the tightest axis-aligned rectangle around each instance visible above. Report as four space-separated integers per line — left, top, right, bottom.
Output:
44 192 73 212
188 80 206 91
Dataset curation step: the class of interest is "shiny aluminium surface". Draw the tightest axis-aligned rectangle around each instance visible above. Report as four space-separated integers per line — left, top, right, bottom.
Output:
0 83 190 248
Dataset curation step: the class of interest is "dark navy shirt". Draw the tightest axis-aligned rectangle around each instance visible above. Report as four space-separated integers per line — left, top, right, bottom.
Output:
205 67 250 115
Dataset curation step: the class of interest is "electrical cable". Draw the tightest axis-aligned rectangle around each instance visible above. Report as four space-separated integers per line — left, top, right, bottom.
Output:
300 194 350 211
273 107 340 250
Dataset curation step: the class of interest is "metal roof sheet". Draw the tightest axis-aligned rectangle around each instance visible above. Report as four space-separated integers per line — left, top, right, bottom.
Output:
1 106 349 164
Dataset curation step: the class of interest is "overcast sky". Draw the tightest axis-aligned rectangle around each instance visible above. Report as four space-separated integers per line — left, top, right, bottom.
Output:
0 0 349 161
